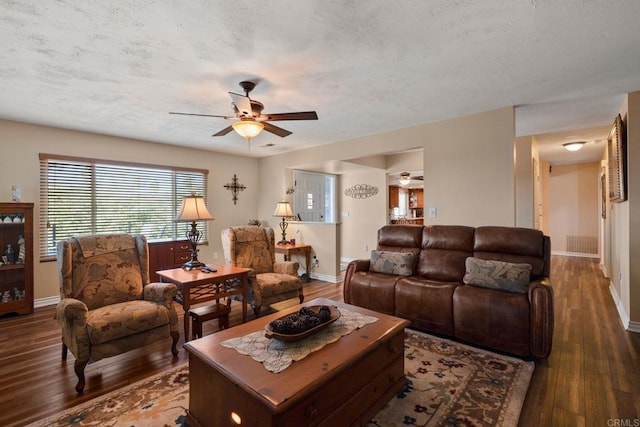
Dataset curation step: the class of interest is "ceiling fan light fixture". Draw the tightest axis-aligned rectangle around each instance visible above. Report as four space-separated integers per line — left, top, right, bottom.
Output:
399 173 411 185
232 120 264 139
563 141 586 152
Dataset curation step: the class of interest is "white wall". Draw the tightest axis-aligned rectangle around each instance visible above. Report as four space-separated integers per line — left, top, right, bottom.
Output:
0 119 259 300
547 162 600 254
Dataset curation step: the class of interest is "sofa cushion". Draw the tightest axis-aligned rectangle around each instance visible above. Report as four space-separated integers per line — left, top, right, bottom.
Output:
370 250 414 276
474 226 545 276
463 257 532 293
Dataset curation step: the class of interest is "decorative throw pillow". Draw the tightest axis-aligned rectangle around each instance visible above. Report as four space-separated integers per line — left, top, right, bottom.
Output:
462 257 532 294
369 250 414 276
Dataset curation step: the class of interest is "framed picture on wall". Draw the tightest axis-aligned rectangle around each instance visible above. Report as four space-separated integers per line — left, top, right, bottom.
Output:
607 114 627 203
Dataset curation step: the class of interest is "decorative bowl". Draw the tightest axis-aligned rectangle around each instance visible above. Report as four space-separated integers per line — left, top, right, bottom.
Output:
264 305 341 342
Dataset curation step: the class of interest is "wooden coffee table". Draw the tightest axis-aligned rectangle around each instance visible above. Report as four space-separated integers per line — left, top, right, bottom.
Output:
184 297 409 427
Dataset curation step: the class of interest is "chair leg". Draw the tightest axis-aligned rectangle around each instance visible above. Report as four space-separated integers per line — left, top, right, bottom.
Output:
61 341 68 360
170 331 179 356
252 304 261 318
299 291 304 304
74 360 88 393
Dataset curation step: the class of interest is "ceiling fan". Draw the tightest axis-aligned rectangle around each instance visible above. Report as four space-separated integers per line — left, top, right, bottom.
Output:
169 80 318 141
399 172 424 185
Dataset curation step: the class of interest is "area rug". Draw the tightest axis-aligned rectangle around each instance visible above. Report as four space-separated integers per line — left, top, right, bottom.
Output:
28 330 533 427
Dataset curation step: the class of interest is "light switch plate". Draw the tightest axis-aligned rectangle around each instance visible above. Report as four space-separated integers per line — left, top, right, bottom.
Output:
428 207 437 218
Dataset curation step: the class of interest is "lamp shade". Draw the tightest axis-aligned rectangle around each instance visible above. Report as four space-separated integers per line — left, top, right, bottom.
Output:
273 201 294 217
176 195 214 222
232 120 264 139
563 141 586 152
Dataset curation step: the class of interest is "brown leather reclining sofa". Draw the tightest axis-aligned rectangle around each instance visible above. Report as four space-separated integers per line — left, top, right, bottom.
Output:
343 225 554 358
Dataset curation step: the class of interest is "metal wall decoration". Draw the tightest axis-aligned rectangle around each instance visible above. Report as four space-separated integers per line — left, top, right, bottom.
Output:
344 184 378 199
224 174 246 205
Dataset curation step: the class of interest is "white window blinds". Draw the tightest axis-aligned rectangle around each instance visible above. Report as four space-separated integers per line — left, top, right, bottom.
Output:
39 154 209 260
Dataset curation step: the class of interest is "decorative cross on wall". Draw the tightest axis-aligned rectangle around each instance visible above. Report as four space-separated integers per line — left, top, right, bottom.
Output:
224 174 246 205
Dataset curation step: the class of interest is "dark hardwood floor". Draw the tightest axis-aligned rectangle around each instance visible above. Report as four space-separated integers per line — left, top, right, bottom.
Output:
1 258 638 426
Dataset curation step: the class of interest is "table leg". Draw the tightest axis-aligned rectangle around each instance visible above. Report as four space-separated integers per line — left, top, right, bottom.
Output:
183 290 190 342
241 274 247 322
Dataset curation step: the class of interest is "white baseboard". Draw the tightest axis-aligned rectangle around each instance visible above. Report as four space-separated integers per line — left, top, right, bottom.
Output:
551 250 599 259
628 321 640 333
35 295 60 308
608 283 639 332
310 272 341 283
600 263 609 278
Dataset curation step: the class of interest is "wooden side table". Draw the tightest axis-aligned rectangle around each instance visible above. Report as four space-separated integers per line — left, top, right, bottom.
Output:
156 265 250 341
275 243 311 275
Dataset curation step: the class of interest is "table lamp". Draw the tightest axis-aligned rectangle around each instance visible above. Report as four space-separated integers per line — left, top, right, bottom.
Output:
175 195 214 269
273 201 294 245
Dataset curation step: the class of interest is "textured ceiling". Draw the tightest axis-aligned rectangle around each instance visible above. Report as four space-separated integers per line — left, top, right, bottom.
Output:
1 1 639 162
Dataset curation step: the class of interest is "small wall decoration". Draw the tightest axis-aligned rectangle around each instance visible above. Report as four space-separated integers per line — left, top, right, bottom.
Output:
607 114 627 202
224 174 246 205
344 184 378 199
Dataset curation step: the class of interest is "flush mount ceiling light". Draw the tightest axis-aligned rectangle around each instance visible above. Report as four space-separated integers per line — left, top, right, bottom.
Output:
563 141 586 152
399 172 411 185
232 120 264 140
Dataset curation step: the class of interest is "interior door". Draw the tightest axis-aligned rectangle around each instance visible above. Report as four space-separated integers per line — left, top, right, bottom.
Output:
294 171 325 222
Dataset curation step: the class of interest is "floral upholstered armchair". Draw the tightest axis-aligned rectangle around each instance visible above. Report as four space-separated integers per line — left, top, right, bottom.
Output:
55 234 179 392
221 226 304 317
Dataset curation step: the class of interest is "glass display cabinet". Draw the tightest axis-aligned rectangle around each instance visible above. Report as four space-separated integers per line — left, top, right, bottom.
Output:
0 202 33 316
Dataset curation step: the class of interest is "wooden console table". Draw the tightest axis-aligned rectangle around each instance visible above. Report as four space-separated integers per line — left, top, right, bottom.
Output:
275 243 311 274
156 265 250 341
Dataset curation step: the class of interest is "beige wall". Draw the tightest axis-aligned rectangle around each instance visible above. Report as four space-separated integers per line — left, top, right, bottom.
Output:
547 162 600 254
0 120 259 300
628 92 640 323
259 107 518 280
340 169 388 262
515 136 535 228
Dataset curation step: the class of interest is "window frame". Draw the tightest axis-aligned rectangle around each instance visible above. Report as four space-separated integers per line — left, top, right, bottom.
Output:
38 153 209 261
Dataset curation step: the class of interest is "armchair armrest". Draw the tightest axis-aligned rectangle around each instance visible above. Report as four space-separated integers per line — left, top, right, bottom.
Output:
528 277 554 358
55 298 88 329
274 261 299 276
343 259 371 304
144 282 177 306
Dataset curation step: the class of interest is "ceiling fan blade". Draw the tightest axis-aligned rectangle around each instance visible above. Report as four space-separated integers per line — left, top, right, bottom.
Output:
212 125 234 137
229 92 253 117
263 122 292 137
169 112 232 119
264 111 318 121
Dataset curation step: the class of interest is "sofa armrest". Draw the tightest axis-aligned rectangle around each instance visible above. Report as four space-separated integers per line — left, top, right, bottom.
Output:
528 277 554 358
274 261 299 276
343 259 371 303
144 282 177 306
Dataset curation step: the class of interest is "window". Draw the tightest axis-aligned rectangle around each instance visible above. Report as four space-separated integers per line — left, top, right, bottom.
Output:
39 154 208 260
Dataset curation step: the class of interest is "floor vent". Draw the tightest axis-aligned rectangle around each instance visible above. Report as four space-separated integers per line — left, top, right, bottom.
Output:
566 235 598 254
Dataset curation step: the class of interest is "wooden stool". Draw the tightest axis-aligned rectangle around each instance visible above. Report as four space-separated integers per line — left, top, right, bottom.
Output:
189 303 231 339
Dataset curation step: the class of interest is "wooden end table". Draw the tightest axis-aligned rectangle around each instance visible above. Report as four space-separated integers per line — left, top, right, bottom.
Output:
275 243 311 275
156 265 250 341
184 297 409 427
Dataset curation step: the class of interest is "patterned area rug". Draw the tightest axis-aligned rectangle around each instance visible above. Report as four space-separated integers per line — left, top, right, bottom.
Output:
28 330 533 427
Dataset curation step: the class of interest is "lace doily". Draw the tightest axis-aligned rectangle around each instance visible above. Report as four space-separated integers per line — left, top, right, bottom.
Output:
220 307 378 373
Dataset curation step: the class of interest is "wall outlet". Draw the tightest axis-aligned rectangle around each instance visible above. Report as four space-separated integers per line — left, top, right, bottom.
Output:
364 244 368 252
213 251 219 259
342 211 350 217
